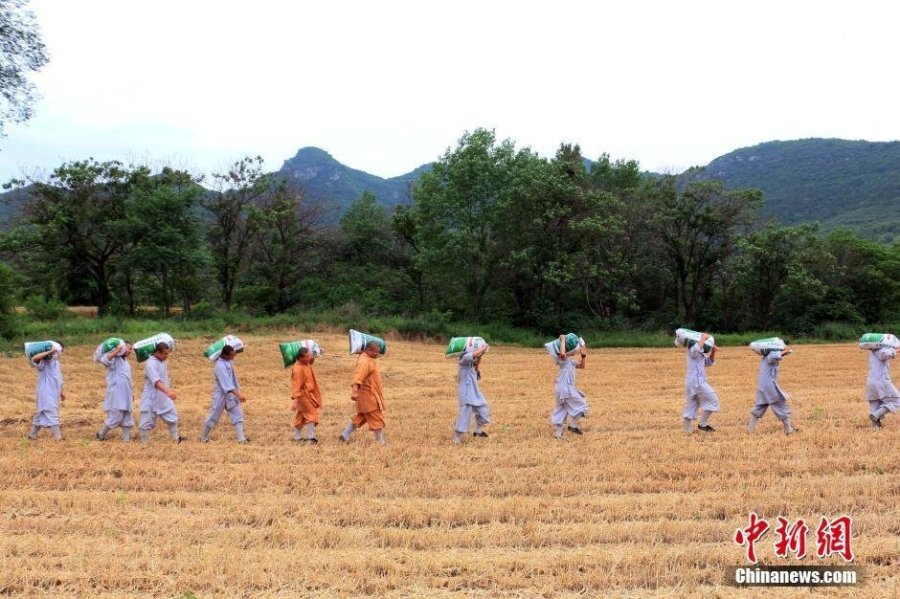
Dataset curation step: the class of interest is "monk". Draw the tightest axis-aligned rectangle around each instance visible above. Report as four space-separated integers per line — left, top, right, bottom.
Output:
28 342 65 441
748 348 796 434
97 341 135 442
453 342 490 444
139 342 185 444
200 345 248 443
865 345 899 429
683 333 719 434
291 347 322 444
552 334 588 438
340 340 386 445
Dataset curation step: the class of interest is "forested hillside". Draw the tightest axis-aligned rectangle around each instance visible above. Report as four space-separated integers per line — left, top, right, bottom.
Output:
705 138 900 241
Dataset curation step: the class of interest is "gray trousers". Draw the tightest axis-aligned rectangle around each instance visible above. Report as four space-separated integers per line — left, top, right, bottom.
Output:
455 403 490 433
104 409 135 428
751 400 790 421
139 409 178 431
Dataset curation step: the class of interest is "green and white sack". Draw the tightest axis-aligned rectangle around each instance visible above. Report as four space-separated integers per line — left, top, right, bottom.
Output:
93 337 125 362
279 340 324 368
24 340 62 364
445 336 487 359
348 329 386 355
203 335 245 361
134 333 175 363
858 333 900 351
749 337 786 356
545 333 585 357
675 328 715 352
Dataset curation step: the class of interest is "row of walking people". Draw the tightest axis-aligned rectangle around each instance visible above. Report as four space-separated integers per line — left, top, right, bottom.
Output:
23 331 899 444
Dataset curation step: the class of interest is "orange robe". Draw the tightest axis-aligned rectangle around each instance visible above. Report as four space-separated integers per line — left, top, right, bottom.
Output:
291 362 322 428
351 353 385 430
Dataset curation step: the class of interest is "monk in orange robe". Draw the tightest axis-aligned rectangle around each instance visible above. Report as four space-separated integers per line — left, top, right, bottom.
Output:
291 347 322 444
339 341 386 445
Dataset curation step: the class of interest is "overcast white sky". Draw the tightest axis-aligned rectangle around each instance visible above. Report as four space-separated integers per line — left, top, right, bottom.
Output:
2 0 899 181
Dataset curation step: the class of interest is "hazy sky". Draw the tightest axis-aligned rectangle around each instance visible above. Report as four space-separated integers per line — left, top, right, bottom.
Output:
2 0 899 181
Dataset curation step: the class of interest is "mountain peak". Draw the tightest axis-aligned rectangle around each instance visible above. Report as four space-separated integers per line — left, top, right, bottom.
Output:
281 146 337 169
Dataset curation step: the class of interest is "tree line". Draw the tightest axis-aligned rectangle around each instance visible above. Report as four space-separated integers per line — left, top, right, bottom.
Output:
1 129 898 338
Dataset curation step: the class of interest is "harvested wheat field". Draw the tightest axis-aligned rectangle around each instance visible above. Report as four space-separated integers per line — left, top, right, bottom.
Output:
0 333 897 597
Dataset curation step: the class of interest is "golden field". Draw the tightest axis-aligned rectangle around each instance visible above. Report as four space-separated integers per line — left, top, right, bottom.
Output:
0 333 897 597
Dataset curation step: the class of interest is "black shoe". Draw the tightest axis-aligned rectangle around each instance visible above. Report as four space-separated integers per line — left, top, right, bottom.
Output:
472 431 489 438
567 426 583 435
869 414 883 428
339 435 349 443
697 425 716 433
293 438 307 444
176 436 187 443
308 438 319 445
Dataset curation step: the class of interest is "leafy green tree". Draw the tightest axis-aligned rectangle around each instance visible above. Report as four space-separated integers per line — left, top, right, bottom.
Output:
389 204 427 308
328 191 416 313
125 168 209 317
648 170 762 326
409 128 519 320
203 156 272 312
825 230 900 324
496 144 630 330
734 224 828 330
0 260 21 336
578 153 640 322
3 159 149 314
0 0 49 136
242 185 322 314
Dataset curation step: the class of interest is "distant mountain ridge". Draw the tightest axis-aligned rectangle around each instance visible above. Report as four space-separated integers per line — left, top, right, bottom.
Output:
278 147 430 215
704 138 900 241
2 139 898 240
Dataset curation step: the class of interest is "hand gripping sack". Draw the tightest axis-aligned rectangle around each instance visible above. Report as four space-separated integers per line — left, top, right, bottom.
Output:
445 336 487 359
675 328 715 352
858 333 900 351
93 337 125 362
348 329 386 355
545 333 585 357
24 340 62 364
279 340 324 368
134 333 175 363
203 335 245 361
749 337 786 357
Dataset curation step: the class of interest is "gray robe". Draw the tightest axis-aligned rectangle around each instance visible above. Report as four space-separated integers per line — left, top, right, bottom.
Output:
865 348 900 402
101 355 133 411
139 356 177 429
457 351 486 407
550 356 589 425
683 343 720 418
755 351 789 405
751 351 790 420
204 358 244 427
455 350 490 432
33 358 63 427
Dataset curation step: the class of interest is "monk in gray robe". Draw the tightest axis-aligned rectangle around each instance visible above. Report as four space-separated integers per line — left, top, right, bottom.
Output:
748 349 796 434
453 343 490 444
683 333 719 434
866 347 900 429
200 345 248 443
28 345 65 441
97 342 135 442
551 334 588 438
138 343 184 444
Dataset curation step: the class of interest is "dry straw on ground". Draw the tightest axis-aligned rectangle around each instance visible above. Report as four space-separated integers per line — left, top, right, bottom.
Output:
0 333 897 597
